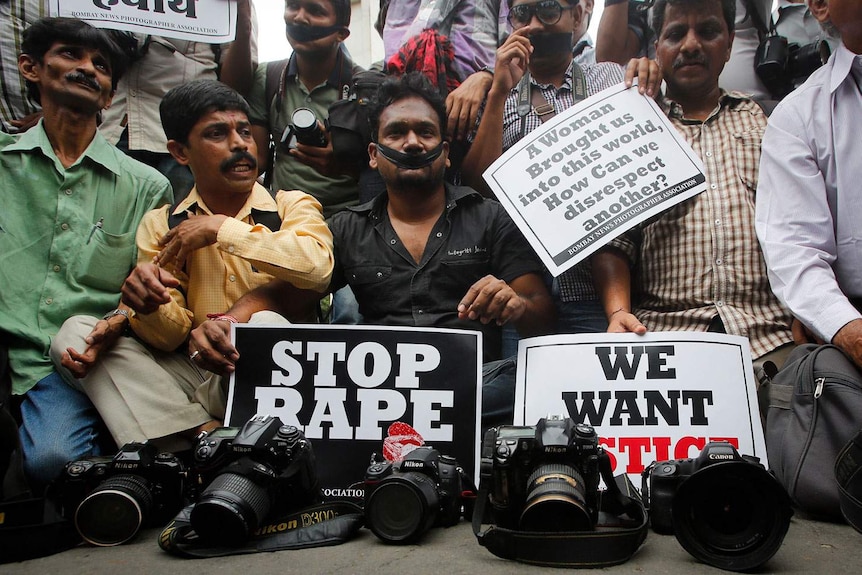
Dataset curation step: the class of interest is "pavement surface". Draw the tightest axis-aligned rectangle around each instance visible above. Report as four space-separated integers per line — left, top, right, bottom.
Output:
4 513 861 574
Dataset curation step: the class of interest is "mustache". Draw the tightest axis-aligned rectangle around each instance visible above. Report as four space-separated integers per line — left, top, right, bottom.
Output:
220 151 258 172
65 71 100 90
673 55 708 69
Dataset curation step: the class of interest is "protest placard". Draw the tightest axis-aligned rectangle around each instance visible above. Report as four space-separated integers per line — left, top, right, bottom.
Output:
513 332 767 483
484 83 706 277
50 0 237 43
225 324 482 500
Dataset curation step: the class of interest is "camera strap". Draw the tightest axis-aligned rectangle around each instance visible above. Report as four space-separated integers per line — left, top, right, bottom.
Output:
158 500 363 558
471 463 648 567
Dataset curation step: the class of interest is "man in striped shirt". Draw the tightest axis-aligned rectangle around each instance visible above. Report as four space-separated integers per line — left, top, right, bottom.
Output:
593 0 794 372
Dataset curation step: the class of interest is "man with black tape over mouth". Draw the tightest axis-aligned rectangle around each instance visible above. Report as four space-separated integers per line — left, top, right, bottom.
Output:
462 0 660 343
221 0 363 219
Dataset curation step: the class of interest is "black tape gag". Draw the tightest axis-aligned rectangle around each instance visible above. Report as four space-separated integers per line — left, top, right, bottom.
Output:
285 23 347 43
530 32 573 59
375 142 445 169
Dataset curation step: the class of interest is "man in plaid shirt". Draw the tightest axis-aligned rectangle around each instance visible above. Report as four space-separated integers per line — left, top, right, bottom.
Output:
592 0 794 373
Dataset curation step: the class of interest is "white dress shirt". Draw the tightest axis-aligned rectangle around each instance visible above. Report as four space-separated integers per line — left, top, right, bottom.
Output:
756 41 862 342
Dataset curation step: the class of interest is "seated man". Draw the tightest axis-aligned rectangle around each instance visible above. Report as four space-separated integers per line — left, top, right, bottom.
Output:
189 72 557 428
0 17 172 488
756 0 862 369
592 0 794 373
52 80 334 454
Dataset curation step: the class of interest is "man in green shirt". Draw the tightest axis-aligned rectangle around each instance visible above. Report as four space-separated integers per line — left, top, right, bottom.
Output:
235 0 362 219
0 18 171 488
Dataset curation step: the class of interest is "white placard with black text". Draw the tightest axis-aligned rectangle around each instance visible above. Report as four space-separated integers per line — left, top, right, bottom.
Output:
514 332 767 482
50 0 237 43
484 84 706 276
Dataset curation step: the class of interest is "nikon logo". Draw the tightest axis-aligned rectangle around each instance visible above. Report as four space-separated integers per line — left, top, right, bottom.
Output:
232 446 252 452
708 453 734 460
114 463 138 469
544 446 567 453
402 461 423 468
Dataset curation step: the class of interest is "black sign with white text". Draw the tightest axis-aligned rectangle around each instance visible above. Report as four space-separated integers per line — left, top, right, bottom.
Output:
226 325 482 500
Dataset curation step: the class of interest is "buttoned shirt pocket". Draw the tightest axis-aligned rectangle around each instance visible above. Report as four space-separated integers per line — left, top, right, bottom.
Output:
731 128 764 193
75 229 136 292
344 264 395 314
439 256 491 296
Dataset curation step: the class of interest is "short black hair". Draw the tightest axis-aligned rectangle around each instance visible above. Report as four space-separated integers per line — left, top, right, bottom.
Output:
160 80 251 144
21 17 129 104
367 72 448 142
651 0 736 39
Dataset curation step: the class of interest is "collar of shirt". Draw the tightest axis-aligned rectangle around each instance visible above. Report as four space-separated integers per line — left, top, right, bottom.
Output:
830 42 862 94
172 181 279 222
529 58 578 92
286 44 356 96
1 119 124 176
659 89 750 123
347 183 483 221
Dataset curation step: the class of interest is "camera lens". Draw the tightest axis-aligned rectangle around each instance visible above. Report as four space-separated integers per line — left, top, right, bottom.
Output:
74 474 153 546
520 463 592 532
671 462 792 572
365 473 439 543
190 471 271 545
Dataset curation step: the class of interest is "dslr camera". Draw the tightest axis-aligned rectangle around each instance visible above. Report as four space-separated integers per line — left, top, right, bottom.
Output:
481 416 604 532
280 107 328 150
189 414 320 545
756 35 831 98
645 441 792 572
54 442 185 546
363 447 470 543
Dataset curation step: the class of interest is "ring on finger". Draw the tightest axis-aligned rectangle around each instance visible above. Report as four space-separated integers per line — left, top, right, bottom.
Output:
189 350 201 361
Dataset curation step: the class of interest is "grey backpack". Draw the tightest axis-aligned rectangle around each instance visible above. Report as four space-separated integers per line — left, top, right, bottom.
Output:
766 344 862 520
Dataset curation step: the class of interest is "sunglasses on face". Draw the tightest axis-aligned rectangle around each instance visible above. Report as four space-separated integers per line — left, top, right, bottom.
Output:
507 0 573 29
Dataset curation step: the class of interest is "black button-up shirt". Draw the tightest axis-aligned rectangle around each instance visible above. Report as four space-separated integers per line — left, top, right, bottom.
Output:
329 184 543 361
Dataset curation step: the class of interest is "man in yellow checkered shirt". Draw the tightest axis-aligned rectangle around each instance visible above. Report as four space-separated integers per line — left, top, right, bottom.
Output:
52 80 334 456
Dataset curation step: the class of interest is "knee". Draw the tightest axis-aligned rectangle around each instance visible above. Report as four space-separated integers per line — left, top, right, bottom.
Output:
19 427 94 487
50 315 99 364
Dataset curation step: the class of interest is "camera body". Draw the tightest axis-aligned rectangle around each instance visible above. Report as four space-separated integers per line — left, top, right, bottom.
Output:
56 442 185 546
481 416 602 532
756 35 830 98
189 414 320 545
645 441 792 571
280 107 328 150
363 446 465 543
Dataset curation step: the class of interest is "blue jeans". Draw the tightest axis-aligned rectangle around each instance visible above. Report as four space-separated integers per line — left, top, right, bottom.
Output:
18 371 105 488
330 285 363 325
482 356 517 431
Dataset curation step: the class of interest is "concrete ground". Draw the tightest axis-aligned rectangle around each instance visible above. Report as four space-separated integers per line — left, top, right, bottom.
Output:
4 513 861 574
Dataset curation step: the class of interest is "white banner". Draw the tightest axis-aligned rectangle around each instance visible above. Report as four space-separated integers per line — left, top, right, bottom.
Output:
514 332 767 483
50 0 237 43
484 83 706 277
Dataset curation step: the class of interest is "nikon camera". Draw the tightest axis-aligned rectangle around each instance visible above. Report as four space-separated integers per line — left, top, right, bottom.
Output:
481 416 604 532
55 442 185 546
189 414 320 545
646 441 792 572
364 447 469 543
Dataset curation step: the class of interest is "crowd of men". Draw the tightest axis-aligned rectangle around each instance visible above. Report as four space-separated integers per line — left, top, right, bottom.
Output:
0 0 859 508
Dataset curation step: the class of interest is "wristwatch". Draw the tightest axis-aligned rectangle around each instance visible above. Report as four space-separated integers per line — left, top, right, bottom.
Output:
102 308 133 322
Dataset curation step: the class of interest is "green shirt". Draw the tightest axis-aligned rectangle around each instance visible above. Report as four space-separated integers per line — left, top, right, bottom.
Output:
0 122 171 394
248 56 360 218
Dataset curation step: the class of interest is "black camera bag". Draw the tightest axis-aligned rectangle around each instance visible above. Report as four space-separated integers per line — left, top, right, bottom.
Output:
159 500 363 558
766 343 862 520
471 457 648 568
